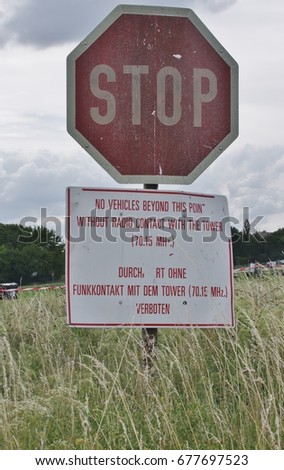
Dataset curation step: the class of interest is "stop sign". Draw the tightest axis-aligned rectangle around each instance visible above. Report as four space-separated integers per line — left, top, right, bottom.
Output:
67 5 238 184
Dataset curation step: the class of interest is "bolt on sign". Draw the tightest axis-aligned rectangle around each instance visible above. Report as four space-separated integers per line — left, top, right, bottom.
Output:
66 187 234 328
67 5 238 184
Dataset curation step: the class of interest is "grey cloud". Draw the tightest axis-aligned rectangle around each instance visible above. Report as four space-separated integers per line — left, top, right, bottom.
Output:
0 0 237 48
226 145 284 197
201 0 237 12
220 146 284 227
0 149 116 227
180 143 284 231
0 0 101 47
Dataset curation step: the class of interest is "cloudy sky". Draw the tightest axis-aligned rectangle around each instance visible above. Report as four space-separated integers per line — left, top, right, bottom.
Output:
0 0 283 237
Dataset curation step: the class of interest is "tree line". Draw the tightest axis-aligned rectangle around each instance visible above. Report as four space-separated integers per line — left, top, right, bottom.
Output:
231 224 284 266
0 224 65 284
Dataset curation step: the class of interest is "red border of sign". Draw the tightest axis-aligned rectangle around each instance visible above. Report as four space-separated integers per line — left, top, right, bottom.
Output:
66 188 234 328
66 187 72 326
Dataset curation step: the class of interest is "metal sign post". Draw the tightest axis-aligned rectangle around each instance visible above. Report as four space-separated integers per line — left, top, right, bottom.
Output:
142 183 158 377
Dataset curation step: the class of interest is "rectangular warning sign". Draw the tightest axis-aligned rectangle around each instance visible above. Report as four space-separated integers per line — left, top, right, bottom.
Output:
66 187 234 327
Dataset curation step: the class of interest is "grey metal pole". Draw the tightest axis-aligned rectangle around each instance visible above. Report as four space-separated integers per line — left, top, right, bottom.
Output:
142 183 158 376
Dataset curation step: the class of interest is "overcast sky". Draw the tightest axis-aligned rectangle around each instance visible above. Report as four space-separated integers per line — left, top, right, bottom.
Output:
0 0 284 237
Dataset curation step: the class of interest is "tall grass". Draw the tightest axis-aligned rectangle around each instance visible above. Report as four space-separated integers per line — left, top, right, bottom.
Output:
1 276 284 449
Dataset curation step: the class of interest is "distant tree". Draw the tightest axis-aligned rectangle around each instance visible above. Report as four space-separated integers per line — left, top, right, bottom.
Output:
231 226 241 243
0 247 24 283
230 224 284 266
243 218 251 242
231 227 242 265
0 224 23 248
0 224 65 283
265 228 284 261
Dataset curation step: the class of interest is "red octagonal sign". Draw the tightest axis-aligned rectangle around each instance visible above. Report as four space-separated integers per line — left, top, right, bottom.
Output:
67 5 238 184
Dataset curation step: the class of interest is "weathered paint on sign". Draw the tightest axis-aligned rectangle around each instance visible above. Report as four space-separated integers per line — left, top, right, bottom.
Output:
67 5 238 184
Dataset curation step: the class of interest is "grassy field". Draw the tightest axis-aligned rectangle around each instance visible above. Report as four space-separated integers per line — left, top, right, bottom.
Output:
1 276 284 450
